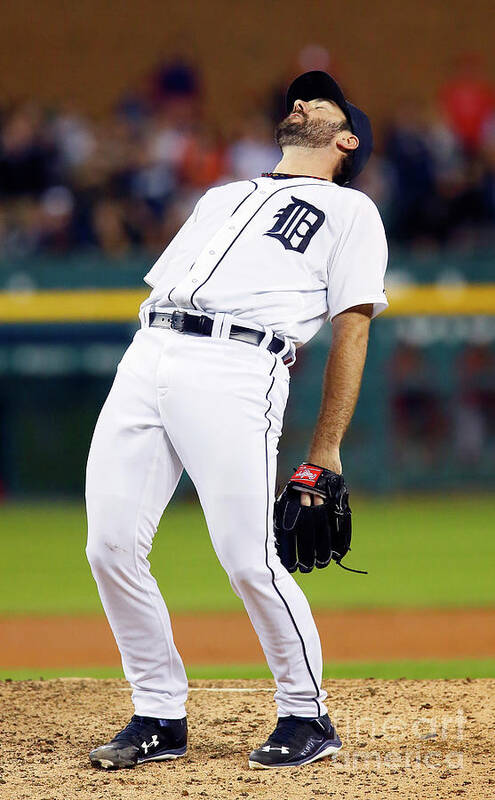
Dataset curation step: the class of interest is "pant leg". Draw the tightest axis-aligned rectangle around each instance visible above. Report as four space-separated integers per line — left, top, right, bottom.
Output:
85 328 187 718
156 332 328 718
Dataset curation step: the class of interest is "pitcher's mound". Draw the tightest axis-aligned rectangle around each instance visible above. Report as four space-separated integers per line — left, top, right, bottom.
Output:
0 678 492 799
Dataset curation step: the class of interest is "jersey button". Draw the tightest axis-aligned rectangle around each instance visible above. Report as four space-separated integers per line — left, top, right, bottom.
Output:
191 279 198 284
209 250 215 255
228 225 235 230
259 190 267 195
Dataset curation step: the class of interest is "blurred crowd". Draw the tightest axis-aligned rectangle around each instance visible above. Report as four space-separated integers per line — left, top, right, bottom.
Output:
0 51 495 260
390 342 495 470
361 53 495 251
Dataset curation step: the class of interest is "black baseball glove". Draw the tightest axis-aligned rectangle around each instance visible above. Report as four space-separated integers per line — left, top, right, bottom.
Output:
274 463 366 575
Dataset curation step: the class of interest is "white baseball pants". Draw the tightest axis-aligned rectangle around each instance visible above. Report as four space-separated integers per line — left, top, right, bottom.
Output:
85 317 328 719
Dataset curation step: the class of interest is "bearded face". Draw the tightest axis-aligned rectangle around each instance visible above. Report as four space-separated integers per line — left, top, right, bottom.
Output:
275 110 349 150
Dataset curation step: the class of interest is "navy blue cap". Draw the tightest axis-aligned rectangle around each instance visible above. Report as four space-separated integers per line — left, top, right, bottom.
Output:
286 71 373 184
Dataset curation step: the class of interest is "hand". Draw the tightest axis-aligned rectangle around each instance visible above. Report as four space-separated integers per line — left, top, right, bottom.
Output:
300 453 342 505
274 462 357 574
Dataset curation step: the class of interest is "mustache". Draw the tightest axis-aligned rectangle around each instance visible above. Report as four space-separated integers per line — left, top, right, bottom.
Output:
285 109 309 126
289 109 308 120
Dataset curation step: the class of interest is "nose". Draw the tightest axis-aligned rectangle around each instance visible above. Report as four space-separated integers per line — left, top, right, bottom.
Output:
292 99 308 114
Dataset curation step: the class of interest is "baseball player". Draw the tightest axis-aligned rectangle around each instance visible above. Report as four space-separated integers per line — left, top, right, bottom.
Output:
86 70 388 770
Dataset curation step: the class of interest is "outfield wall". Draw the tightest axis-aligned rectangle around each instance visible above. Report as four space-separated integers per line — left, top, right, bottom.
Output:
0 274 493 496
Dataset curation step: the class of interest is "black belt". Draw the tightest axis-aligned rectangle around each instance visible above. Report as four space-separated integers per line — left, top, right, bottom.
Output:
148 310 289 359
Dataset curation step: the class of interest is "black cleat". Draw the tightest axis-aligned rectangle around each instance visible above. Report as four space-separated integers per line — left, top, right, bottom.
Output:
89 714 187 769
248 713 342 769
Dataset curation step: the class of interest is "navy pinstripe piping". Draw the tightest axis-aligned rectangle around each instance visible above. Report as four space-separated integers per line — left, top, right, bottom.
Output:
167 182 257 308
231 180 258 215
263 356 322 717
189 181 326 310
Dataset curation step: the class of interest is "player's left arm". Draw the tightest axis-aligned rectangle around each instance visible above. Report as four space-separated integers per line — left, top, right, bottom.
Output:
274 304 374 571
302 194 388 505
306 303 373 479
274 193 388 571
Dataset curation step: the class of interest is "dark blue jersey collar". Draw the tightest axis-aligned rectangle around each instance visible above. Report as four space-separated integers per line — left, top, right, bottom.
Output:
261 172 330 182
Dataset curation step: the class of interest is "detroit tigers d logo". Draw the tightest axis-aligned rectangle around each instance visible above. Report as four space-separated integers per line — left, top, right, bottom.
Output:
265 196 325 253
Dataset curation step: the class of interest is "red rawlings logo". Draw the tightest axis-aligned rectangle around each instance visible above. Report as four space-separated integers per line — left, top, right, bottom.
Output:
290 465 323 487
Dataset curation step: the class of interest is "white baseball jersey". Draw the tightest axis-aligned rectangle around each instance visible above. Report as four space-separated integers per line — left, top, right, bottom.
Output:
141 173 388 346
86 172 388 727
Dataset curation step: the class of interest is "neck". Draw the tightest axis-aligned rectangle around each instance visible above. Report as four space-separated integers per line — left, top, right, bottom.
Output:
273 146 339 182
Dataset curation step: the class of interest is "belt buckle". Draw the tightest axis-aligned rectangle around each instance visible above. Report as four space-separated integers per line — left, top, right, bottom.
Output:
171 310 187 332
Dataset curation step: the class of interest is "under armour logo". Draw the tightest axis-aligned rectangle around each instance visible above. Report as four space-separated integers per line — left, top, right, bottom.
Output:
261 745 290 753
265 196 325 253
141 734 159 754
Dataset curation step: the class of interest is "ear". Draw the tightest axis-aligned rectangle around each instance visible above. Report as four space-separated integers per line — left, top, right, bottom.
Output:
336 132 359 153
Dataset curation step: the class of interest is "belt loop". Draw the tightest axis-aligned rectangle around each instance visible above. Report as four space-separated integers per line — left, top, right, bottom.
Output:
139 305 151 329
259 327 274 350
278 337 292 361
211 312 226 339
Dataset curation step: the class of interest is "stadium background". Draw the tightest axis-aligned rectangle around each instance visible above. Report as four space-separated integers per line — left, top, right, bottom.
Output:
0 0 494 685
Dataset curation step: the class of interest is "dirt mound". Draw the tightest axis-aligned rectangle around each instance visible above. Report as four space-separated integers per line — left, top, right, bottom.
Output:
0 678 492 799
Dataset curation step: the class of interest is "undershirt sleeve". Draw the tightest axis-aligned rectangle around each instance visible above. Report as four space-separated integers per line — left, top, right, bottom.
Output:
327 193 388 320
